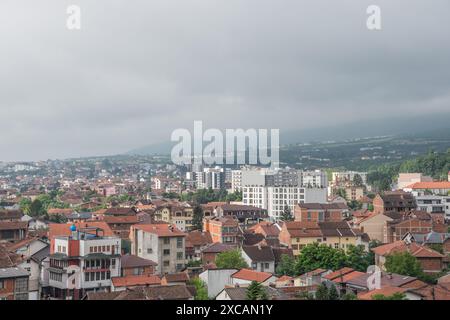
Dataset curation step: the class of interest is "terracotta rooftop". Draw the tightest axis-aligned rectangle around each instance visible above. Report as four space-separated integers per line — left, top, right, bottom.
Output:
111 274 161 287
372 240 444 258
48 222 114 239
231 268 273 282
406 182 450 189
358 286 408 300
322 267 355 281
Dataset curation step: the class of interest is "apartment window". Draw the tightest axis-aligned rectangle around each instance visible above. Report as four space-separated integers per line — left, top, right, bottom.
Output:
163 249 170 255
101 272 106 280
102 246 106 252
106 271 111 279
107 245 110 251
147 248 153 254
176 238 183 248
111 259 116 268
163 238 170 245
265 263 269 269
177 252 183 260
334 243 339 249
96 272 100 281
163 261 170 267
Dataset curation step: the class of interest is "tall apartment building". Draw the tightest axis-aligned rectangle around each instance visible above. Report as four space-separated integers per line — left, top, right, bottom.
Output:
130 223 186 275
46 225 122 300
241 167 328 220
203 216 241 245
243 186 327 220
231 169 243 192
194 167 225 190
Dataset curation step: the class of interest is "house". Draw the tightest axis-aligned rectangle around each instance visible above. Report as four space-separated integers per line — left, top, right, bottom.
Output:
47 208 75 219
294 268 329 287
372 239 445 274
5 237 49 300
372 191 416 215
356 211 403 243
241 245 275 273
111 274 161 291
0 267 30 300
279 221 367 255
214 203 268 224
397 173 433 190
357 286 423 300
294 203 348 222
198 268 237 298
0 210 23 222
345 272 419 295
387 216 433 242
185 230 212 261
66 212 92 223
409 231 450 255
404 181 450 196
120 254 157 276
130 223 186 275
85 285 194 300
44 225 122 300
230 268 277 286
0 221 28 242
203 216 242 245
104 215 138 240
161 272 190 285
103 207 136 216
216 285 288 300
201 243 236 265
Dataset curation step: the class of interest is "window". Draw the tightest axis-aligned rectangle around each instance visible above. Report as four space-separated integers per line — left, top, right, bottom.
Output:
111 259 116 268
147 248 153 254
96 272 100 281
265 263 269 269
163 261 170 267
176 238 183 248
163 249 170 256
163 238 170 245
177 252 183 260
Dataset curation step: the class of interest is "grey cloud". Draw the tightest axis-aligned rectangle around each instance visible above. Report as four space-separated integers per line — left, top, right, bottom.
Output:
0 0 450 161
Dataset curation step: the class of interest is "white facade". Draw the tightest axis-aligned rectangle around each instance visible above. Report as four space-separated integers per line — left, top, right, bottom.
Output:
242 186 327 220
231 170 243 192
415 195 450 221
199 269 237 298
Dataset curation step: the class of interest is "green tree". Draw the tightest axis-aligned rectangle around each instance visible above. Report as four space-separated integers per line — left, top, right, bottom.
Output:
246 281 268 300
372 292 407 300
346 245 371 272
294 243 348 275
189 277 209 300
19 198 32 215
275 254 296 276
384 252 423 278
340 292 357 300
315 283 329 300
280 204 293 222
215 249 248 269
29 199 45 217
192 205 204 230
328 284 339 300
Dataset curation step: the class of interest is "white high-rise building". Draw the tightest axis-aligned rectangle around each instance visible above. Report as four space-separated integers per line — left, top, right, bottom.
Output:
231 170 243 192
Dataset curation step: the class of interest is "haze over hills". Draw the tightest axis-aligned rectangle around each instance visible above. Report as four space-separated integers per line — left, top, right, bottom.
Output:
127 112 450 156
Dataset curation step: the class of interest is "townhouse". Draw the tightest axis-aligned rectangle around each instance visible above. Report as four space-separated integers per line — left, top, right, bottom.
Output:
294 202 349 222
130 223 186 275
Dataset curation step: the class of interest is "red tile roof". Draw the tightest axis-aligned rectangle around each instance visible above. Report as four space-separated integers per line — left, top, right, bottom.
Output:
332 271 365 283
112 274 161 288
358 286 408 300
372 241 444 258
231 268 273 282
406 182 450 189
48 222 114 239
132 223 185 237
322 267 354 281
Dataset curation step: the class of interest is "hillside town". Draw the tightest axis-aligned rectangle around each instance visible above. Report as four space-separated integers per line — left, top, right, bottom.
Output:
1 158 449 301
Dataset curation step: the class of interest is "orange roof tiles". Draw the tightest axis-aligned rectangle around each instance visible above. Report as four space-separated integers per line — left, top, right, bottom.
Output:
322 267 354 280
332 271 365 283
406 182 450 189
372 241 444 258
132 223 185 237
358 286 408 300
231 268 273 282
112 274 161 287
48 222 114 239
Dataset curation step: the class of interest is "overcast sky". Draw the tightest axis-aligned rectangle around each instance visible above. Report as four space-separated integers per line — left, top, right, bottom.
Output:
1 0 450 161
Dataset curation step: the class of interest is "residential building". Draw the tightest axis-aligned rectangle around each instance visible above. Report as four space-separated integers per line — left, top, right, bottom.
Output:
203 216 241 245
415 195 450 221
111 274 161 291
0 267 29 300
0 221 28 242
130 223 186 275
279 221 367 255
45 225 122 300
403 181 450 197
372 239 445 274
397 173 433 190
372 191 416 215
230 268 277 286
241 245 275 273
120 254 157 276
294 202 348 222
